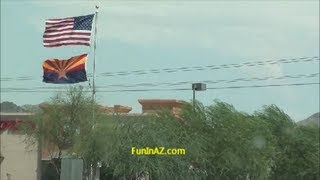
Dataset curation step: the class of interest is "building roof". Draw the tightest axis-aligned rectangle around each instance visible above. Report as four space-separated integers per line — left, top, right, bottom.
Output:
138 99 186 105
100 105 132 113
0 112 33 121
0 112 33 116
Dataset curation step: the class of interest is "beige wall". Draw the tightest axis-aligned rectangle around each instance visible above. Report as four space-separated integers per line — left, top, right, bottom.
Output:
1 131 38 180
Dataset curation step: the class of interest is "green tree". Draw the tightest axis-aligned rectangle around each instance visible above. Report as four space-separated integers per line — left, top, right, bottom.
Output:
284 125 320 179
102 111 194 179
101 101 277 179
21 86 103 179
87 101 320 179
22 90 319 180
256 105 320 179
71 110 114 179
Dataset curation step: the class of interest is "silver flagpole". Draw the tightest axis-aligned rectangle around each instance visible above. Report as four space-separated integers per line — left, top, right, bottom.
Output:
92 5 99 101
89 5 99 180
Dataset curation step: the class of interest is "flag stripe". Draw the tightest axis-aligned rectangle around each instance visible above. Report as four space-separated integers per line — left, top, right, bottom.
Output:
47 17 73 21
46 20 74 25
43 31 91 37
65 55 87 70
45 60 60 72
44 42 90 47
44 35 91 40
46 22 74 28
43 14 94 47
44 39 90 45
44 30 90 36
46 25 74 31
45 28 74 33
69 64 86 71
46 18 74 23
44 37 90 43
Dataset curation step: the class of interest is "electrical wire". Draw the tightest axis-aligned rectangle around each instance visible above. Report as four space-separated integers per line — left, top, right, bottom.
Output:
1 82 319 93
2 72 317 90
95 73 320 88
0 56 318 81
1 72 319 90
97 56 319 77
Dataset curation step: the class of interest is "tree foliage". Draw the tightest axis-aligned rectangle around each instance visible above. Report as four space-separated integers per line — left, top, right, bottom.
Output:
101 101 319 180
20 88 319 179
21 86 105 179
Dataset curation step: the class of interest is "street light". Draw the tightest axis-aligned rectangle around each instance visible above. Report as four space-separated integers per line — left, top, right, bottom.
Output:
192 83 207 106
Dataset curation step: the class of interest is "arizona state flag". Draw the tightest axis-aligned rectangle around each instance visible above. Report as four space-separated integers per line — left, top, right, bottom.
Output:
42 54 88 84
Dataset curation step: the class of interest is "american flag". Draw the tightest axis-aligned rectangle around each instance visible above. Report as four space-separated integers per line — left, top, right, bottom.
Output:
43 14 95 47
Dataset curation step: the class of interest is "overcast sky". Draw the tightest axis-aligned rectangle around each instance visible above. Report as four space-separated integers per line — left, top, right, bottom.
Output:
1 0 319 120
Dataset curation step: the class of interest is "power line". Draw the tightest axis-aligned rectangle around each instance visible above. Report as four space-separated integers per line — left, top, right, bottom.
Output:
99 82 319 92
1 82 319 93
1 56 319 82
95 73 320 88
3 72 317 90
97 56 319 78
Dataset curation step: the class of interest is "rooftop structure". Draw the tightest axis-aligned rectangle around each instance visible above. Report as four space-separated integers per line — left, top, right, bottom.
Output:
138 99 186 115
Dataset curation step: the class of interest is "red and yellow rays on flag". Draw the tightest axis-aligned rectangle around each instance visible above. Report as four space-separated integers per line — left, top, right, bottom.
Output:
42 54 88 84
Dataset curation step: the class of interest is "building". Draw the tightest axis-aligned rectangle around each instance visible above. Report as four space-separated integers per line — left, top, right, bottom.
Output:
138 99 185 115
0 113 38 180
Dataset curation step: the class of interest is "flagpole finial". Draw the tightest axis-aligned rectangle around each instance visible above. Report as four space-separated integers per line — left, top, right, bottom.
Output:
95 5 99 12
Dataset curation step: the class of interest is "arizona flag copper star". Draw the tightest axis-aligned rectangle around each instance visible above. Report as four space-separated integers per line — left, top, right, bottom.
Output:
42 54 88 84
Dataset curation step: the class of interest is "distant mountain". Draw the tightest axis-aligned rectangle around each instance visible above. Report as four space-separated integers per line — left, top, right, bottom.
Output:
0 101 24 112
0 101 40 113
298 112 320 126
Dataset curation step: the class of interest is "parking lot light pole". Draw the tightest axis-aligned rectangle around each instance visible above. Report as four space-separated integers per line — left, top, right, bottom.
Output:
192 83 207 107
